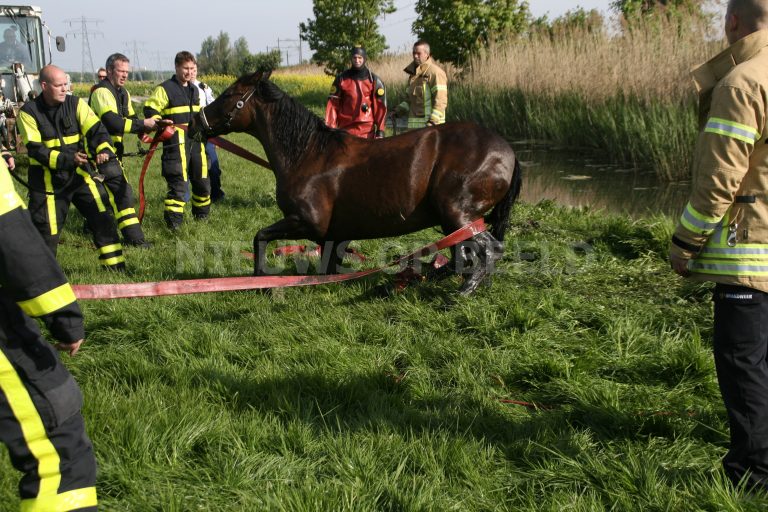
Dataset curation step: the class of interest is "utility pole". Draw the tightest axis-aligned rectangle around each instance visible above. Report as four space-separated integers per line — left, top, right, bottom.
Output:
123 40 146 81
278 38 301 67
64 16 102 82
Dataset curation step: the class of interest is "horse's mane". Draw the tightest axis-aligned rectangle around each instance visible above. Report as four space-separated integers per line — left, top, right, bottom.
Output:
257 79 344 168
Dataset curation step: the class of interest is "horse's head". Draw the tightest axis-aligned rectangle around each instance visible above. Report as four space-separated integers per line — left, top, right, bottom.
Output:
189 70 273 141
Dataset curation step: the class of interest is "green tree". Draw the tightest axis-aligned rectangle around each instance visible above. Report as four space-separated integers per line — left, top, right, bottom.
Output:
300 0 396 75
530 8 605 41
233 37 251 72
196 31 233 74
197 32 281 76
240 49 282 75
196 36 216 73
610 0 706 23
412 0 530 66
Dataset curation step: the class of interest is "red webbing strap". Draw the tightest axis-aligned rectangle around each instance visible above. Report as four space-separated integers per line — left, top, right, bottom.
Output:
206 136 271 169
137 139 161 223
72 219 486 300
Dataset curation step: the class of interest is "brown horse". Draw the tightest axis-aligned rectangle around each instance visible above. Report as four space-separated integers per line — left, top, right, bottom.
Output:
189 71 522 294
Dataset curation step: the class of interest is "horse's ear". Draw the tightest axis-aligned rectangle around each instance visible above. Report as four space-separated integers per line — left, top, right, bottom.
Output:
248 71 264 83
263 69 273 81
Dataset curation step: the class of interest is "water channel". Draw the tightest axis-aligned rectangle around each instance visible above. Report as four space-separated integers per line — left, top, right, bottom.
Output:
515 144 691 219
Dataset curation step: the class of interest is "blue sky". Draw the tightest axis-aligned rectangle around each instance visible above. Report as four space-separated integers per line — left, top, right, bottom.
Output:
31 1 613 74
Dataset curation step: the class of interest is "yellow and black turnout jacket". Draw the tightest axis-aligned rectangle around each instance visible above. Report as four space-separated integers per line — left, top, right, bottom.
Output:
143 75 200 159
0 158 84 343
18 94 115 173
89 80 144 157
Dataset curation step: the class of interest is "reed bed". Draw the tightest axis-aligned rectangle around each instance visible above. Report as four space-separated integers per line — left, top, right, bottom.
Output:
445 19 722 181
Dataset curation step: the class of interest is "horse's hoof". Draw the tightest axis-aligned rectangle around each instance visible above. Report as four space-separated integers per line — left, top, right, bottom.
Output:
458 279 479 296
458 271 488 296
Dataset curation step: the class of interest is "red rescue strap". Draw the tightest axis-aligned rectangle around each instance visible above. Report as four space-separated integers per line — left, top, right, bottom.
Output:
137 138 161 223
72 218 486 300
207 135 271 169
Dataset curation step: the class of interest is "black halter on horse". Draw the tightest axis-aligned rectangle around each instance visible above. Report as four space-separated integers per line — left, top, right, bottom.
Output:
197 85 257 136
190 71 522 295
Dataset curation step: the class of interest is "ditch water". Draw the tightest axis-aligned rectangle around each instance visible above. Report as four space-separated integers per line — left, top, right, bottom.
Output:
515 144 691 219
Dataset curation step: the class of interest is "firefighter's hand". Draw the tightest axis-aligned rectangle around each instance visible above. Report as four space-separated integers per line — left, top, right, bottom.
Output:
142 118 158 131
55 339 83 356
2 152 14 171
73 152 89 165
669 252 691 277
95 152 110 165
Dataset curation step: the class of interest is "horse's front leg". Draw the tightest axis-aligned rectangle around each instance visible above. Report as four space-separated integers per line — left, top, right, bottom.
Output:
318 240 350 274
253 215 318 276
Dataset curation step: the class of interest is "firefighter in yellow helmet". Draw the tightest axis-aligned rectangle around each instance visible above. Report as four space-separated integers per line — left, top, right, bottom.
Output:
0 155 98 511
670 0 768 493
395 40 447 130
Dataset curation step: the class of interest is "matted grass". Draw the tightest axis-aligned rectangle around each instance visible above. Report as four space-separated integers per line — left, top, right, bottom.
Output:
0 84 766 511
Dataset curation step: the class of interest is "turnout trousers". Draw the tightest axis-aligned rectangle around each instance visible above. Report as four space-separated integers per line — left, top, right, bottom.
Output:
0 302 97 511
205 142 223 201
26 167 124 269
161 135 210 229
99 159 145 245
713 283 768 492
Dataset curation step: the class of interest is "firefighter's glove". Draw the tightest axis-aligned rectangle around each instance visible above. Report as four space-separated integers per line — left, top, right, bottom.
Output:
668 243 692 277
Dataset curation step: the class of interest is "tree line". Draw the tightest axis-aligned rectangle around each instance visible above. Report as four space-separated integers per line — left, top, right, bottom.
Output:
196 32 282 76
196 0 710 76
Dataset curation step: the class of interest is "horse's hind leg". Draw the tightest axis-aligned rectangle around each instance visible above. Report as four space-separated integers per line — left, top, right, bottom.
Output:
253 215 318 276
458 231 503 295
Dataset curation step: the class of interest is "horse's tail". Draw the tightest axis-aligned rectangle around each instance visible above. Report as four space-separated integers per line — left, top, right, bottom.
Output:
486 156 522 242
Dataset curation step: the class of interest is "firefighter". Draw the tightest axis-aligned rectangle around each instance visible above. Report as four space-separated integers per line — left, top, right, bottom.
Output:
669 0 768 493
144 51 210 230
17 65 125 270
88 68 106 95
0 155 98 511
89 52 159 247
395 40 448 130
324 46 387 139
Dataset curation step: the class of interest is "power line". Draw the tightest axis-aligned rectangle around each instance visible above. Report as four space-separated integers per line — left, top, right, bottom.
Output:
382 15 416 28
123 40 146 81
64 16 102 80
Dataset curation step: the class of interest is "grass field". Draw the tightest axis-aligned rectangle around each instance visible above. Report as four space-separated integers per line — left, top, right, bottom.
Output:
0 81 766 510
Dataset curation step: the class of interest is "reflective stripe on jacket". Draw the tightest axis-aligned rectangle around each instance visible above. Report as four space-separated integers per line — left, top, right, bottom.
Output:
671 30 768 290
398 58 447 129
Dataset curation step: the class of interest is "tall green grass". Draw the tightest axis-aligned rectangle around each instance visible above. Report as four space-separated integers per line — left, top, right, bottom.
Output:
1 81 765 510
449 86 699 181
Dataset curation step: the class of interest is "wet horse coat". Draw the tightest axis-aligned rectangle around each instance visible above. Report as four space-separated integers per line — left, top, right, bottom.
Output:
190 71 522 294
